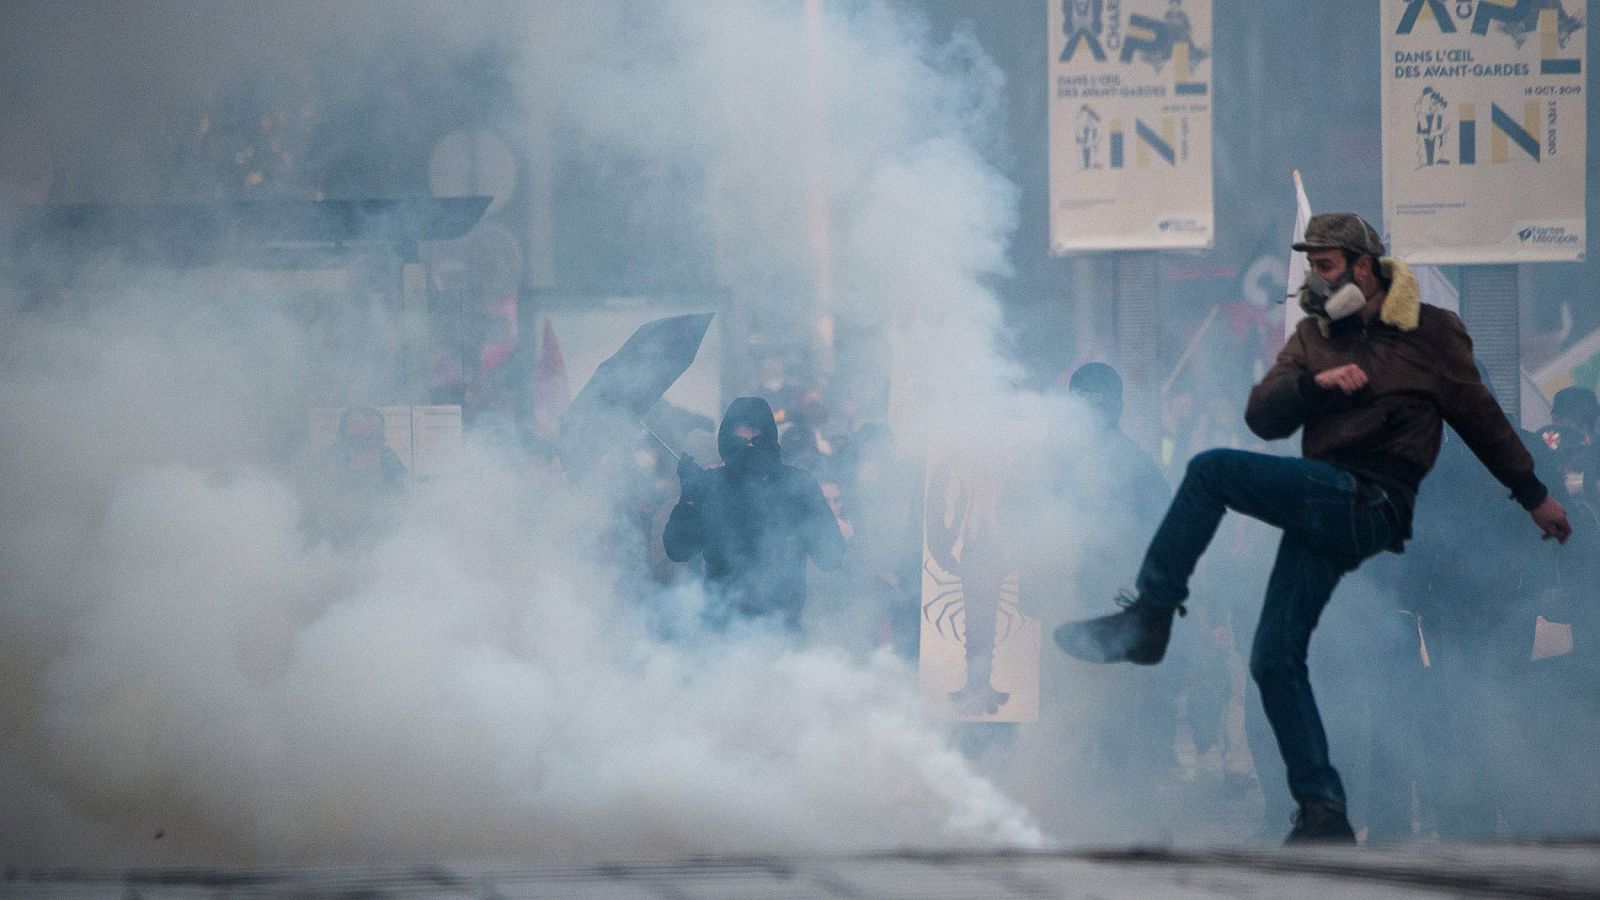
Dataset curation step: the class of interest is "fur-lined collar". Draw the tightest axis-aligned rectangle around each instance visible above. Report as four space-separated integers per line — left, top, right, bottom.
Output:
1298 258 1420 336
1377 259 1421 332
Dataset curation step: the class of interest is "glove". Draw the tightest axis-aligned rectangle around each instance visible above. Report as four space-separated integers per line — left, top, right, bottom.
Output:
676 453 705 500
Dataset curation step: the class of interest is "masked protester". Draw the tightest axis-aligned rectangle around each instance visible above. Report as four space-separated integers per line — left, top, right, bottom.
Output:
307 405 407 547
1539 388 1600 688
325 406 407 490
1541 387 1600 516
663 397 846 634
1055 212 1571 845
1526 387 1600 834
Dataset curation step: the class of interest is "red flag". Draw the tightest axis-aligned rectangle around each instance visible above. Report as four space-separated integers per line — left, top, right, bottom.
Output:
531 317 571 440
479 291 520 375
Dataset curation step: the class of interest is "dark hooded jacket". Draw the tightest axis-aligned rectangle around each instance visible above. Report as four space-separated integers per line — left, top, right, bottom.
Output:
663 397 845 631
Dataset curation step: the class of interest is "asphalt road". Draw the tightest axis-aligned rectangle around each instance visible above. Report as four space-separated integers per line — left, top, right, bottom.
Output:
6 842 1600 899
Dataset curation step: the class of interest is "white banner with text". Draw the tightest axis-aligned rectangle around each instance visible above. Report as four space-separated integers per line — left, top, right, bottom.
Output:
1048 0 1215 252
1381 0 1586 263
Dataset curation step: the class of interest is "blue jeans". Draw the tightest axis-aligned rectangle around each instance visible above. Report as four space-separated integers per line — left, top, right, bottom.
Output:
1135 449 1395 810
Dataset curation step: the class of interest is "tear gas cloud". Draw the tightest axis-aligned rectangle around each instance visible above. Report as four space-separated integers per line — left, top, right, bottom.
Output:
0 0 1054 865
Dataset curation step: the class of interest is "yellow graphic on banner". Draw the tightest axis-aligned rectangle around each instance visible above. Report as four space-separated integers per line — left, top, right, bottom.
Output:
1541 8 1563 58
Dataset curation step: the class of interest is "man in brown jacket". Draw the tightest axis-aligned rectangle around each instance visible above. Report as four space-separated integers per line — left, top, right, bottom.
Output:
1055 212 1571 844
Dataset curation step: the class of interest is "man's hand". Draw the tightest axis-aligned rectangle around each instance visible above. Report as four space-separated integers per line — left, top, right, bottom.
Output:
1531 495 1572 544
1314 363 1370 395
676 453 705 500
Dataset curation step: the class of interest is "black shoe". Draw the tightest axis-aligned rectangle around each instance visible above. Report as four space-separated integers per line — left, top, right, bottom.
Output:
1284 801 1357 846
1053 591 1184 665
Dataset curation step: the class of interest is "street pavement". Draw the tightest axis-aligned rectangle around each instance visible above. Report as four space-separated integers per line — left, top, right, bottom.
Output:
6 842 1600 899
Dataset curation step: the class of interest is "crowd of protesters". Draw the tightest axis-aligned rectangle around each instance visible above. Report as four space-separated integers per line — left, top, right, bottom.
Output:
304 322 1598 844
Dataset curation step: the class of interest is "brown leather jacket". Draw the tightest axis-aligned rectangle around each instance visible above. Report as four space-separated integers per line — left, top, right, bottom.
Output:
1246 259 1547 523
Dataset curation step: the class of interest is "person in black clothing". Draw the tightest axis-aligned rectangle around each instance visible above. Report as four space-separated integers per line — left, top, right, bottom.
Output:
1529 386 1600 834
308 405 407 546
664 397 846 634
324 406 407 490
1065 362 1170 529
1538 387 1600 661
1541 386 1600 513
1050 363 1178 830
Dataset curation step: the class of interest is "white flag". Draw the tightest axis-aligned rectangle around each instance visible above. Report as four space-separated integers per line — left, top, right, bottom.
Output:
1413 263 1458 315
1283 169 1312 339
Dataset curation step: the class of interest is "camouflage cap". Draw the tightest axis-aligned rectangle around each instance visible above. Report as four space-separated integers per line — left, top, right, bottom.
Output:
1292 212 1386 257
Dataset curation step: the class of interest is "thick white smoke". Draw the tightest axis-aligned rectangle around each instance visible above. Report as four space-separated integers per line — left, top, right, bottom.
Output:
522 2 1022 436
0 291 1044 864
0 0 1052 865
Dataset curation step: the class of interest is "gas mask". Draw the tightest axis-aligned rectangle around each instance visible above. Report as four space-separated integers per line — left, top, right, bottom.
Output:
1302 269 1366 322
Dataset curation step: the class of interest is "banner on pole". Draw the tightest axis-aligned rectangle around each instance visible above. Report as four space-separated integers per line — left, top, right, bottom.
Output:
919 440 1040 723
1381 0 1586 264
1047 0 1214 252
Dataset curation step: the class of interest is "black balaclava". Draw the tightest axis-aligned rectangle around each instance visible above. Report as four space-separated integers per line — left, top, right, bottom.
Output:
718 396 782 476
1552 386 1599 436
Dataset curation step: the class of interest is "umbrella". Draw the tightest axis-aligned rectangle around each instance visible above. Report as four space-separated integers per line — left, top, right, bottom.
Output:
557 312 714 478
642 399 716 454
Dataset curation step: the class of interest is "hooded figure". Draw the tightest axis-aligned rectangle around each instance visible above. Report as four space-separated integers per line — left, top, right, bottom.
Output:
664 397 846 633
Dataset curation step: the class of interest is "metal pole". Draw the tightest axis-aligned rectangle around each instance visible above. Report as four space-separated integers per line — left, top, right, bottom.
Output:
803 0 834 377
1113 250 1162 452
1459 264 1521 422
642 422 680 461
